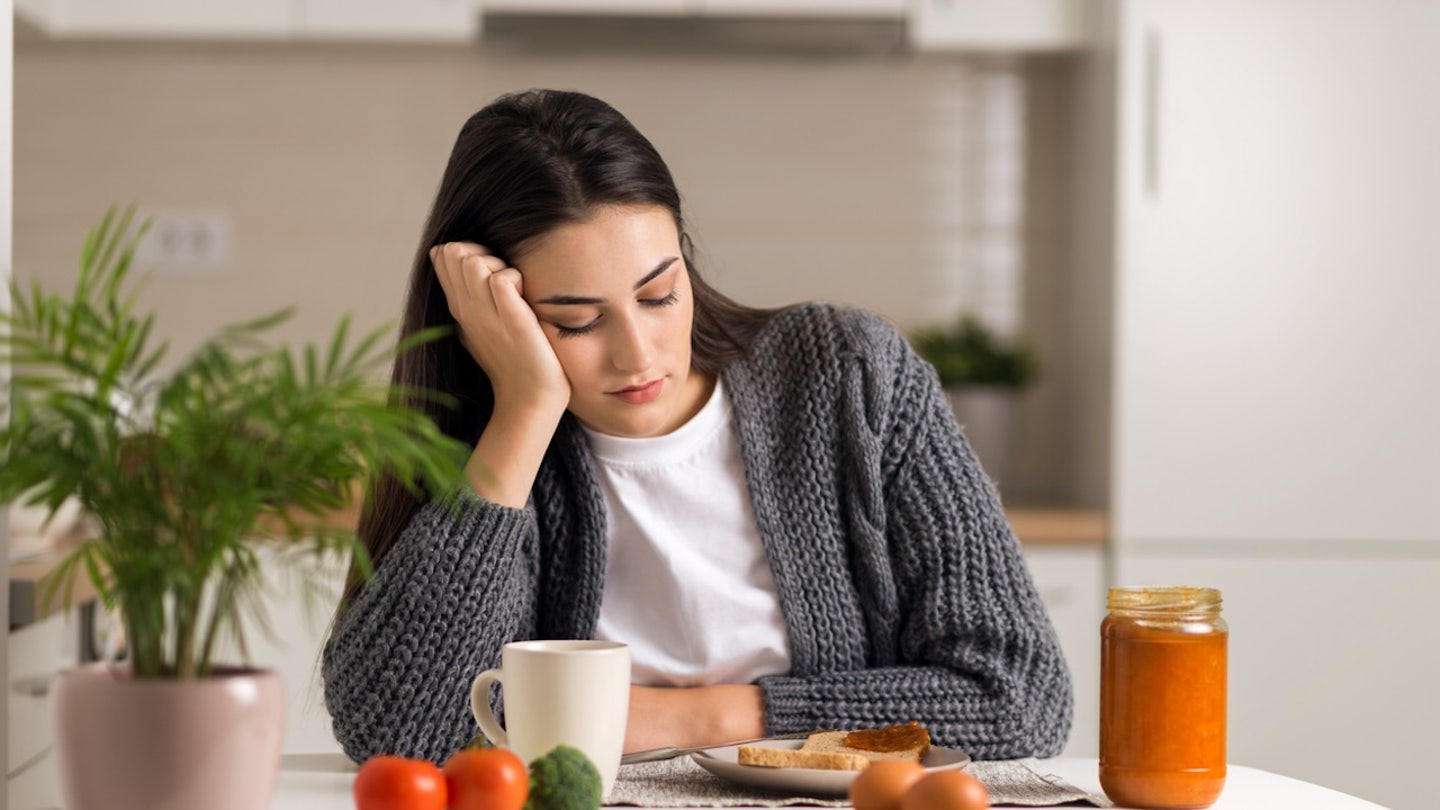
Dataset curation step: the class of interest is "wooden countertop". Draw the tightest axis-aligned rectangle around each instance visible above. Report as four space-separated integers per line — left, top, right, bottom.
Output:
1006 506 1109 548
9 545 99 628
8 493 365 629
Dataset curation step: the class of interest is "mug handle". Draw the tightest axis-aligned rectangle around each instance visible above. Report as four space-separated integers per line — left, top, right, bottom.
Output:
470 668 508 748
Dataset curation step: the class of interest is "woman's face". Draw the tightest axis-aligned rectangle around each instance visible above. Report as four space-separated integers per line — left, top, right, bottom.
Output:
516 205 713 438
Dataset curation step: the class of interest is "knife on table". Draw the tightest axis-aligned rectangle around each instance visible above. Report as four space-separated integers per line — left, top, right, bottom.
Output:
621 729 824 765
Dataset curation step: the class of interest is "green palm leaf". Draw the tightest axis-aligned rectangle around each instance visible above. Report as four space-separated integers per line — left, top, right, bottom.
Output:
0 206 467 679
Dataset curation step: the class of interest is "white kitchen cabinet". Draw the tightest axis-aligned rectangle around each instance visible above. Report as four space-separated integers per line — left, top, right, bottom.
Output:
1021 545 1104 758
482 0 687 14
297 0 480 41
16 0 481 41
14 0 1089 45
1108 0 1440 548
1072 2 1440 809
483 1 903 16
701 0 904 15
212 547 349 755
910 0 1093 51
14 0 289 38
8 752 61 810
7 609 80 810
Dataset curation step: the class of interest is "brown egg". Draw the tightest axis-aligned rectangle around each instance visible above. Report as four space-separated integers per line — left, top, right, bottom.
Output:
849 760 926 810
900 770 990 810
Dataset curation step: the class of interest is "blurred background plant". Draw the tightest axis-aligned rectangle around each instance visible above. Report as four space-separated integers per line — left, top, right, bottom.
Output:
0 206 468 679
911 313 1040 494
911 313 1039 389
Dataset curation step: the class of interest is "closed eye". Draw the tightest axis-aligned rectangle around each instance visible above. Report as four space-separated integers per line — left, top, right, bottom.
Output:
641 291 679 308
554 291 678 338
555 319 600 338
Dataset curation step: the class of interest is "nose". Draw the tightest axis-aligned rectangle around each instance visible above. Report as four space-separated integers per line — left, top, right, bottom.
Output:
609 313 654 373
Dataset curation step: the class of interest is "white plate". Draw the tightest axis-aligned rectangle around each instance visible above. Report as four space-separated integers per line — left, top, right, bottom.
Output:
690 739 971 796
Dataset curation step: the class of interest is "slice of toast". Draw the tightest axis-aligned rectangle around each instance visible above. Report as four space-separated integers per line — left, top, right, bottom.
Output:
736 742 872 771
736 724 930 771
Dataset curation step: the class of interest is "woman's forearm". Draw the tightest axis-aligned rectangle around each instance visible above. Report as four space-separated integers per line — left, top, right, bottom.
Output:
624 684 765 753
323 497 539 763
758 658 1072 760
466 400 566 508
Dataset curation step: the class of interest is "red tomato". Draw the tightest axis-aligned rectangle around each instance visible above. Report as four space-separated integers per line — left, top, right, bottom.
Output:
353 755 448 810
443 747 530 810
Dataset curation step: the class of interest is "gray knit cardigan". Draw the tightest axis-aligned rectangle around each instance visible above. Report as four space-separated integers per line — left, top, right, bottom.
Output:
321 303 1073 764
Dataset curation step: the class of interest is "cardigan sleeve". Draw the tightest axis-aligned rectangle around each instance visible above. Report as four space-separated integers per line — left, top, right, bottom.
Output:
756 315 1073 760
321 490 539 765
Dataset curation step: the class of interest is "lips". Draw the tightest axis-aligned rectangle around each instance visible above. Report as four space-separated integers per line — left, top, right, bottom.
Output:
609 379 663 405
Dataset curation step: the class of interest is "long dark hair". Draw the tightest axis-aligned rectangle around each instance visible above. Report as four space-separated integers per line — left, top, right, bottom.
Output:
342 89 782 608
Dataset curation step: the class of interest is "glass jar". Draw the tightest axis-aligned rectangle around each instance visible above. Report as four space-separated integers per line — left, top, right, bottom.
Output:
1100 586 1228 809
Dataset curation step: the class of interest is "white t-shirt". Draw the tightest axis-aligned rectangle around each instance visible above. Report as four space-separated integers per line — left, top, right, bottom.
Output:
581 379 792 687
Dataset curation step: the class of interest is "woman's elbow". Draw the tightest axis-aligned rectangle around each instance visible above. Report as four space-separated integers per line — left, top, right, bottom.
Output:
1009 649 1075 758
977 644 1074 759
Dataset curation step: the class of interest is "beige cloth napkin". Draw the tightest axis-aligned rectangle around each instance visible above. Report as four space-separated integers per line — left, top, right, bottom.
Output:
607 756 1111 807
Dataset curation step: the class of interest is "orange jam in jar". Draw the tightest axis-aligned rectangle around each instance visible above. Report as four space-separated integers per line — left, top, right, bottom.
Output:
1100 586 1228 809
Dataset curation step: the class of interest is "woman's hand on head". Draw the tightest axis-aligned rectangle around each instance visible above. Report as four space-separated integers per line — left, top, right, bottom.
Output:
431 242 569 507
431 242 570 414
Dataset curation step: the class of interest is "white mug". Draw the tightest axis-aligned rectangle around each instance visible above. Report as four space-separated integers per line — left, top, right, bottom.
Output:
471 640 631 796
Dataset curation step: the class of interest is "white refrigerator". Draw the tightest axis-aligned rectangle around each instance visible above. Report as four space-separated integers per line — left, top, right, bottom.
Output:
1074 2 1440 809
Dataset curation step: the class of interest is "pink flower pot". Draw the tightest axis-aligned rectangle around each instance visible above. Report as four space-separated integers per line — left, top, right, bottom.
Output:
51 663 285 810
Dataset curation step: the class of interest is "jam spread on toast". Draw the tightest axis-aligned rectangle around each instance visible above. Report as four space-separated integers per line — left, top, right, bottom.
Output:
843 721 930 753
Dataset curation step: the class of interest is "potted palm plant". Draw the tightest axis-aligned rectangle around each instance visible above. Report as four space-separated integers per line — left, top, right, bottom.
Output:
0 208 467 810
911 313 1038 493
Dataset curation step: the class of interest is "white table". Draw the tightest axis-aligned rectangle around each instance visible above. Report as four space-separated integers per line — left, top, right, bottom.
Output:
272 754 1388 810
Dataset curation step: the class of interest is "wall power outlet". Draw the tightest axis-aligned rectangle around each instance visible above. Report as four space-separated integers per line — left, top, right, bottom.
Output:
133 210 232 273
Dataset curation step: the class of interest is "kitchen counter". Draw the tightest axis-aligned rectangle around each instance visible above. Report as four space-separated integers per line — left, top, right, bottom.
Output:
9 546 97 629
1006 506 1108 548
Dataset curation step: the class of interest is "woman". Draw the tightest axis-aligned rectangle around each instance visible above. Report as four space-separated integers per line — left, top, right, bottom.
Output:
322 88 1072 765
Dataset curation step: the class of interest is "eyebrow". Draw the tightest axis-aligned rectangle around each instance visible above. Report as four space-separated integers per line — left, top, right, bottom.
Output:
535 257 679 306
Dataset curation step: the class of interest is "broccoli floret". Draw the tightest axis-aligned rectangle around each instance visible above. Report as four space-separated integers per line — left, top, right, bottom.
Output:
524 745 602 810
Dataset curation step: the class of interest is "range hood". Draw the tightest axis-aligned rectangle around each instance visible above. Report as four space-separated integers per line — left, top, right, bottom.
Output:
480 11 909 58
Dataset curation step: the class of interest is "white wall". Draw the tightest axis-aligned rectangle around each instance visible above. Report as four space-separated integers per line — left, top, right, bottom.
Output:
12 40 1085 502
